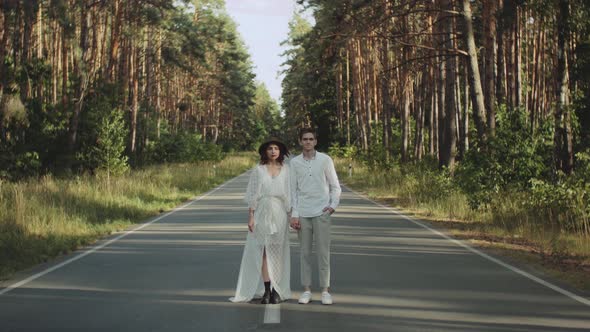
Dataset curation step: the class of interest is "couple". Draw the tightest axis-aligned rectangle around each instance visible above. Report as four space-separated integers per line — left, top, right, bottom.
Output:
229 127 341 305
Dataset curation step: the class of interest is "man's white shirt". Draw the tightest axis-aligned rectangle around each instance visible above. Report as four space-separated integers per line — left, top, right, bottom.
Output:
290 151 341 218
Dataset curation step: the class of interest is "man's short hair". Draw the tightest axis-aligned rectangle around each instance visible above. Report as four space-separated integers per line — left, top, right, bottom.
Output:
299 127 317 140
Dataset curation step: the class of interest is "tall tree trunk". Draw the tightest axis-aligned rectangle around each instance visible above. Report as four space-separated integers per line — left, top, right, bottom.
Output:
514 6 522 110
35 1 44 102
503 0 518 111
402 84 410 162
107 0 122 81
156 28 162 139
554 0 573 174
440 0 457 169
337 60 343 131
61 26 69 112
437 54 445 165
414 75 425 161
530 21 541 131
401 15 410 162
143 23 151 153
427 6 437 157
0 1 8 142
496 0 506 106
363 39 372 149
381 38 392 162
462 0 487 146
483 0 497 137
130 41 139 157
0 2 8 112
463 63 470 153
21 0 36 100
52 21 58 105
346 48 351 146
455 49 462 159
429 64 436 157
68 1 91 154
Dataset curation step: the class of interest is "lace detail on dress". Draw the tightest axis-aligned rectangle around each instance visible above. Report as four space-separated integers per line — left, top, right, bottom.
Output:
244 165 261 209
230 164 292 303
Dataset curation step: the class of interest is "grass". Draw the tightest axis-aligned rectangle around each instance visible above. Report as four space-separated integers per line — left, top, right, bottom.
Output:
0 154 255 280
335 158 590 293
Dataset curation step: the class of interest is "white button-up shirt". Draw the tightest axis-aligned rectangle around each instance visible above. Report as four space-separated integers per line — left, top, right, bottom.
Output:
290 151 341 218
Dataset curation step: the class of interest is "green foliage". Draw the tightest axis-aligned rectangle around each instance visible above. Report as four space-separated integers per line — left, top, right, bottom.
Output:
20 57 52 95
573 38 590 153
0 149 41 180
328 142 357 159
575 150 590 178
1 93 27 126
76 82 124 172
14 151 41 177
230 82 284 151
91 108 129 177
356 118 401 169
334 156 459 214
455 107 552 209
0 95 69 180
1 1 261 180
148 131 223 163
527 155 590 234
25 100 70 172
280 12 315 145
401 159 456 204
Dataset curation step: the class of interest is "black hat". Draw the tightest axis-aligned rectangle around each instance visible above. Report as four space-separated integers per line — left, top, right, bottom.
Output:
258 138 289 158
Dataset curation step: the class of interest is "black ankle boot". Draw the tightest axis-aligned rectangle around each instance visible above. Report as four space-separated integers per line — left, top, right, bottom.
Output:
261 289 271 304
270 289 280 304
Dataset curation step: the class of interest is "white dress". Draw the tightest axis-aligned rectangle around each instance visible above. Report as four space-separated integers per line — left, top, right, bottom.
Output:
230 163 292 302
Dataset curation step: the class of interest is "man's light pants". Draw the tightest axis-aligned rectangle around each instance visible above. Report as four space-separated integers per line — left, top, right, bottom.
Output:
298 213 331 288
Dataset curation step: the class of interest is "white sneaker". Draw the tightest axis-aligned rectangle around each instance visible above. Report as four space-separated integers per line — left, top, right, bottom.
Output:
321 291 333 305
298 291 312 304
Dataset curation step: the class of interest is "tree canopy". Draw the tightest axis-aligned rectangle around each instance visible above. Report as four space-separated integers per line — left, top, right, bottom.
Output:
0 0 277 179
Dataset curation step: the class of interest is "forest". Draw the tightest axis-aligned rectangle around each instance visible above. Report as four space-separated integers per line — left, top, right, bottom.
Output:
0 0 281 180
281 0 590 243
1 0 589 276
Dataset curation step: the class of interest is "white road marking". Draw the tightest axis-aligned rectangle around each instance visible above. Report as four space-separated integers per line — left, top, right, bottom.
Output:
0 175 243 296
343 185 590 307
263 304 281 324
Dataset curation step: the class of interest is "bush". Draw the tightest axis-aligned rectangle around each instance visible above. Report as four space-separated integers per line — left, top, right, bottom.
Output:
147 131 223 163
528 174 589 235
328 142 357 159
76 82 125 173
0 149 41 180
455 107 551 209
91 108 129 178
401 159 455 204
525 151 590 234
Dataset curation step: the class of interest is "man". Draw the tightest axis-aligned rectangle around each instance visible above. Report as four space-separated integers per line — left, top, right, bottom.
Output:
290 127 341 305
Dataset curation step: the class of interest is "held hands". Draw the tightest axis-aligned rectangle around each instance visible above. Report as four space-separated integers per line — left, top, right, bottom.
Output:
290 207 334 231
290 217 300 230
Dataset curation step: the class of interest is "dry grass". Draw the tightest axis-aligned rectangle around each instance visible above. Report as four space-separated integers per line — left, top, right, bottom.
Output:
336 158 590 292
0 154 255 280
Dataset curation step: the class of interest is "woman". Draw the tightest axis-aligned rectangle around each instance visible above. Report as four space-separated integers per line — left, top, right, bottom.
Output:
230 139 292 304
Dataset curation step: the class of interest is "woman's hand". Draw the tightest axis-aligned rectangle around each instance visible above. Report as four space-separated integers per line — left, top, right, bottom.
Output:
248 216 255 232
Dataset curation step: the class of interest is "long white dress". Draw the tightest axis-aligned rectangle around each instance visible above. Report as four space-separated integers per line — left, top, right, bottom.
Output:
230 163 292 302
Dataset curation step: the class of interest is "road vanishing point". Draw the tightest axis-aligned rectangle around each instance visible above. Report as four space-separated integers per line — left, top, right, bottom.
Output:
1 171 590 331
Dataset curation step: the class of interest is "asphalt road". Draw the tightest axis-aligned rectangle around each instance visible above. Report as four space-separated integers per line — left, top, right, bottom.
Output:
1 171 589 332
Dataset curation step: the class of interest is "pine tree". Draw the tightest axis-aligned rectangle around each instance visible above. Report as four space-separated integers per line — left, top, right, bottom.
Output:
91 108 129 187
